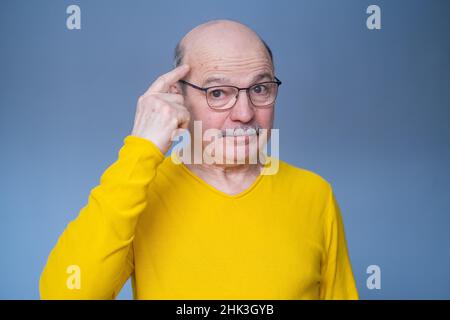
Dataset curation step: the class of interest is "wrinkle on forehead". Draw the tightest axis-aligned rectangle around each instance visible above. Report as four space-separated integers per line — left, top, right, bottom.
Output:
196 59 273 85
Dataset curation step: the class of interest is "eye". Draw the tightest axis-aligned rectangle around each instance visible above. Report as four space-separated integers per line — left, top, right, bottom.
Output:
211 89 224 98
252 84 267 94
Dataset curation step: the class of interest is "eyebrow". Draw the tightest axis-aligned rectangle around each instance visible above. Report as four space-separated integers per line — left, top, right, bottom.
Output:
202 72 274 87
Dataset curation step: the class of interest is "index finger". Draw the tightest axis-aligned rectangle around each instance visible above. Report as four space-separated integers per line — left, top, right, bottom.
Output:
147 64 190 94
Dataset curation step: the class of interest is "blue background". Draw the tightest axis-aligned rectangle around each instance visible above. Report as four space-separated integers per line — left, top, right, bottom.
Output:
1 0 449 299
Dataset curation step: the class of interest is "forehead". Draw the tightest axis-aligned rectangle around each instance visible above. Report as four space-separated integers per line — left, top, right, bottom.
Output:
187 50 274 86
201 72 274 88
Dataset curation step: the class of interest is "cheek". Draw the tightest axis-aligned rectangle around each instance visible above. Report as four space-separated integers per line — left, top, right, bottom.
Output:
185 95 228 129
202 114 230 134
255 108 274 128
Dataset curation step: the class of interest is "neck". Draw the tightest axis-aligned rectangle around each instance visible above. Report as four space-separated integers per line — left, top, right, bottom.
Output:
186 161 262 178
184 162 263 195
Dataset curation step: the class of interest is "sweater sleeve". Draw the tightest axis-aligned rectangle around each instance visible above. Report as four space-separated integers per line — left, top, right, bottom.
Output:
319 188 359 300
40 135 164 299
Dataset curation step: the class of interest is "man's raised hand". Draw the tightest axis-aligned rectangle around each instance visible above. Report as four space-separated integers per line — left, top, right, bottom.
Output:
131 64 191 154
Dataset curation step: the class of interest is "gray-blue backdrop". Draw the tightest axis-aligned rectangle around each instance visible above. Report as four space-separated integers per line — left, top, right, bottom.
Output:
1 0 449 299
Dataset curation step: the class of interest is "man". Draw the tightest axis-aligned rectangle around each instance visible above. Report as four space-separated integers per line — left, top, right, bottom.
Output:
40 19 358 299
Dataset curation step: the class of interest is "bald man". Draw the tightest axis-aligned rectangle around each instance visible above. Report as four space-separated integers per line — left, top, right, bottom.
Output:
40 20 358 300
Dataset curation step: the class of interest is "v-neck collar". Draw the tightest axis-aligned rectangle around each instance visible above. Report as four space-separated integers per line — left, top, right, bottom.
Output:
168 155 272 199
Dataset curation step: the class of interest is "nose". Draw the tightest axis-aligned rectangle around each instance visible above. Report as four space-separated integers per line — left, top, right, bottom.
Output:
229 90 255 123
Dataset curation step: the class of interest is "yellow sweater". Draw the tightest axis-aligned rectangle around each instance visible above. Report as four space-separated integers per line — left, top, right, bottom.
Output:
40 135 359 299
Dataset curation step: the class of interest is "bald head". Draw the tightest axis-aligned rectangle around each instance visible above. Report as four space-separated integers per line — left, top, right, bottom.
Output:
173 20 273 70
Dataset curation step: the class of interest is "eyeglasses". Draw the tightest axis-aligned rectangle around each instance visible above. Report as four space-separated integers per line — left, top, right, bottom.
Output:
179 77 282 110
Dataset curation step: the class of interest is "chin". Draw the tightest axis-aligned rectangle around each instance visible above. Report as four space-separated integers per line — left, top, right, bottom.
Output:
222 141 260 165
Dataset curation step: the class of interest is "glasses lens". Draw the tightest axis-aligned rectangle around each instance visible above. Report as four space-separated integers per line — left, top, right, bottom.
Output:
249 82 278 106
206 86 238 109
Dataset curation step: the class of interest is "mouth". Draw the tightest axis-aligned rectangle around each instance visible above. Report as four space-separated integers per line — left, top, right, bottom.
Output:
220 127 261 138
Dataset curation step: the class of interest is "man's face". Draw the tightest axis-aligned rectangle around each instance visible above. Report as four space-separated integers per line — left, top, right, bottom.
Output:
180 32 275 164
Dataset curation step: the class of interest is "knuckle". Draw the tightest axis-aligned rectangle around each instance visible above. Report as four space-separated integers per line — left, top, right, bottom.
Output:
168 117 178 127
139 95 161 112
139 94 153 105
157 75 168 87
160 104 173 115
151 95 167 109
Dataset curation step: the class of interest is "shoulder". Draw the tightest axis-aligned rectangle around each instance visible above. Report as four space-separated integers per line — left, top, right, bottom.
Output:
263 159 335 209
276 159 332 193
268 160 337 232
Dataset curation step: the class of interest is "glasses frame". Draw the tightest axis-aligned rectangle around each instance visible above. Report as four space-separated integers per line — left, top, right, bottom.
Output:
179 77 282 110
